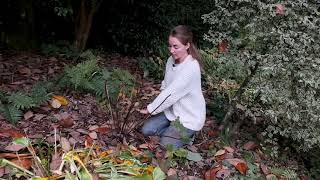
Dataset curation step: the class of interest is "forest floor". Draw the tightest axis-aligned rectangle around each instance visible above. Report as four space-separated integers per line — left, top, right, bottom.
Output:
0 50 308 179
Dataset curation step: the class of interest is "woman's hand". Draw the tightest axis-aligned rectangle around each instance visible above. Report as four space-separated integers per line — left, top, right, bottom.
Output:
139 108 149 115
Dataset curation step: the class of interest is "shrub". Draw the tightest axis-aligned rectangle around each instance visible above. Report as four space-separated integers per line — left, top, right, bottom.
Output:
202 1 320 150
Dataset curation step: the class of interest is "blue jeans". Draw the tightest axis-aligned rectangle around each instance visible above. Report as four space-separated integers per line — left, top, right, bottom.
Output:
141 113 195 149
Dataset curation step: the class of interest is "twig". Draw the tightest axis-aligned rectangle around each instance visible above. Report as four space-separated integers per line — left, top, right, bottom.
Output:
105 82 114 123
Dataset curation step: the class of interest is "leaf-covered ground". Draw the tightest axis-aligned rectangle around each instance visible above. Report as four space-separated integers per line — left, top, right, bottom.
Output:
0 50 307 179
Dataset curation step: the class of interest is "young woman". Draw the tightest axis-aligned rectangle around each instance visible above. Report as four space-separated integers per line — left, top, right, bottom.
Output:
140 25 206 148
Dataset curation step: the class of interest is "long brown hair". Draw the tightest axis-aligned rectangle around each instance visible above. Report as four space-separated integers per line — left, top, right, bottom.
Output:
170 25 202 62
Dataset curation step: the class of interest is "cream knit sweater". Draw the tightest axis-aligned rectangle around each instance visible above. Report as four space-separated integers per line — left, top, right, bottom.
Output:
147 55 206 131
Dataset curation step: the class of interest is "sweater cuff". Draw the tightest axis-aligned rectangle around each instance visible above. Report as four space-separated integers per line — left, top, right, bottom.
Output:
147 103 157 115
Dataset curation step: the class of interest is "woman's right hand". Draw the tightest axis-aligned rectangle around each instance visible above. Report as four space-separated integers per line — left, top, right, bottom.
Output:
138 108 149 115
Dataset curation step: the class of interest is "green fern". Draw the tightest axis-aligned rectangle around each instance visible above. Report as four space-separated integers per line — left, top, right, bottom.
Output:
270 167 298 180
30 82 51 106
0 104 23 124
88 76 105 97
8 92 36 110
67 59 100 90
0 90 8 102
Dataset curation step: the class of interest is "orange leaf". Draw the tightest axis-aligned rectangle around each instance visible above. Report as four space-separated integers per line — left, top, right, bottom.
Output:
0 129 24 138
226 158 248 175
218 40 228 53
205 166 221 180
52 95 68 106
94 126 110 134
235 162 248 175
10 158 32 170
85 135 93 148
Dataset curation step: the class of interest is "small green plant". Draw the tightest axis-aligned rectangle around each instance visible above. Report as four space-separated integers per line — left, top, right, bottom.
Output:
270 167 299 180
0 83 51 124
165 146 202 168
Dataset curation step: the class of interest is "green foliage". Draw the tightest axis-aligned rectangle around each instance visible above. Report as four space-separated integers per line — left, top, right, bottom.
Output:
138 42 168 82
66 59 100 90
203 0 320 150
30 82 52 106
105 68 136 102
0 82 51 124
41 42 79 60
8 92 36 110
270 167 298 180
171 119 190 144
165 147 202 167
0 104 23 124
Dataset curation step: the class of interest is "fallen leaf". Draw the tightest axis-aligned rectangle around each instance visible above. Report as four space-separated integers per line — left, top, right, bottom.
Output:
0 129 24 138
24 111 34 120
5 144 26 152
60 137 71 152
85 135 93 147
52 95 68 106
216 169 231 179
50 153 62 171
34 114 46 121
207 130 219 137
236 163 248 175
205 166 221 180
89 125 99 131
18 67 32 75
0 153 31 159
243 141 256 150
58 116 74 128
138 143 149 149
260 163 269 175
225 158 248 175
10 158 32 170
167 168 177 176
51 99 61 109
0 167 4 177
94 126 110 134
266 174 277 180
223 146 234 153
214 149 226 157
89 132 98 139
77 128 89 135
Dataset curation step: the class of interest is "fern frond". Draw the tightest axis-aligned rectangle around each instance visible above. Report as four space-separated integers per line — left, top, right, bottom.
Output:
0 90 8 103
0 104 23 124
270 167 298 179
88 76 105 97
67 59 100 90
30 83 51 106
8 92 36 110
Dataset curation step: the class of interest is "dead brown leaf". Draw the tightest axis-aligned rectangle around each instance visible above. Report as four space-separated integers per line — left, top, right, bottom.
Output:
58 116 74 128
24 111 34 120
60 137 71 152
214 149 226 157
89 132 98 139
4 144 26 152
0 153 31 159
18 67 32 75
226 158 248 175
243 141 256 150
10 158 32 170
50 153 62 171
0 128 24 138
205 166 221 180
85 135 93 147
223 146 234 153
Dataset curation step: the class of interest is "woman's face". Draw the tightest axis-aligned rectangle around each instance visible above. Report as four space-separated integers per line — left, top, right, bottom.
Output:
168 35 190 62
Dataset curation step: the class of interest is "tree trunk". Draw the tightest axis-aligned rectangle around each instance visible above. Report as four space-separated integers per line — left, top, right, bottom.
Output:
74 0 99 52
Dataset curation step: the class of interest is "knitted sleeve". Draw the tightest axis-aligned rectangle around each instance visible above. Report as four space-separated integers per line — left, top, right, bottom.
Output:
147 65 196 114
